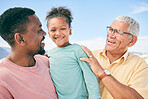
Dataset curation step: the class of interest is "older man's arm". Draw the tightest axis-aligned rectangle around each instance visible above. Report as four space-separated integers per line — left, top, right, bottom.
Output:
80 46 144 99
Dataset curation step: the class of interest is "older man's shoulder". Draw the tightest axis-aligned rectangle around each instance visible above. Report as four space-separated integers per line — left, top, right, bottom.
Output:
92 49 103 57
128 53 148 67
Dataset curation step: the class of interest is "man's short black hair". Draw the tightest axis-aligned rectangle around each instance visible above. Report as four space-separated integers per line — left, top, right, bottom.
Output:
0 7 35 46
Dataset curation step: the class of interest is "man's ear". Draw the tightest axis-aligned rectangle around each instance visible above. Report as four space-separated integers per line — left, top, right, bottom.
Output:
128 36 137 47
14 33 25 45
69 29 72 36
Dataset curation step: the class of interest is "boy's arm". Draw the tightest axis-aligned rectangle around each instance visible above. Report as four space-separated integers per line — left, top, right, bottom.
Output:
78 52 100 99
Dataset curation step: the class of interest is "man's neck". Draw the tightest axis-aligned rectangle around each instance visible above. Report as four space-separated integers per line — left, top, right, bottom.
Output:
7 52 36 67
106 51 126 64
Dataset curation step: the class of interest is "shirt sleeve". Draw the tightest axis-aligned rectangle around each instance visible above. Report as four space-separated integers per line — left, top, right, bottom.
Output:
0 83 13 99
128 60 148 98
78 48 100 99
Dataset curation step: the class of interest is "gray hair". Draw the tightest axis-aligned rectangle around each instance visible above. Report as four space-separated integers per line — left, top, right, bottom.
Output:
116 16 140 36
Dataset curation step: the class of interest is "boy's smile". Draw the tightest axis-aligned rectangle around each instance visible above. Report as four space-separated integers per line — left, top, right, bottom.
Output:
48 17 72 47
54 36 65 41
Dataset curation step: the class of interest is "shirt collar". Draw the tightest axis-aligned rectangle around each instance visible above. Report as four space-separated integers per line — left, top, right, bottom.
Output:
99 49 129 64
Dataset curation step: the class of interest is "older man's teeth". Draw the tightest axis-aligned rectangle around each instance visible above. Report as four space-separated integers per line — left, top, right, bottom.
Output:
108 40 112 43
111 41 116 44
108 40 116 44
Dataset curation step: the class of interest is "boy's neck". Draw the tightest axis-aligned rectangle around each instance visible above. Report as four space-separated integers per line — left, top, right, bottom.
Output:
58 42 71 47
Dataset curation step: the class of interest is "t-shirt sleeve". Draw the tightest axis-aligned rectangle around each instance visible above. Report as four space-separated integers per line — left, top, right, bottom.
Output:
77 47 100 99
0 83 13 99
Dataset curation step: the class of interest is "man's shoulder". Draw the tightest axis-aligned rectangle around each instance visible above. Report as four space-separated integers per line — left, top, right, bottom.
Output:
128 53 146 62
92 49 102 57
0 59 11 81
92 49 102 53
35 54 49 61
127 53 148 68
0 58 8 68
35 55 49 66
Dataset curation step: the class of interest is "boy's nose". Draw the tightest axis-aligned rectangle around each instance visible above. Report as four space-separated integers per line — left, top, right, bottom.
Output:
56 30 60 35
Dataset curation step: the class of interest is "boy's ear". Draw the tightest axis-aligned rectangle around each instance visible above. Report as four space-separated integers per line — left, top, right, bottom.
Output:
69 29 72 35
128 36 137 47
14 33 25 45
48 32 51 37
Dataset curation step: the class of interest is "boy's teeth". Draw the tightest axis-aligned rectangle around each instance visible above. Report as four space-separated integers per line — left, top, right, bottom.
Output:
55 37 63 40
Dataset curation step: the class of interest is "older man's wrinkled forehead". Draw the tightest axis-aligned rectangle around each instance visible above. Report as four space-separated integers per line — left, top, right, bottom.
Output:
111 20 130 33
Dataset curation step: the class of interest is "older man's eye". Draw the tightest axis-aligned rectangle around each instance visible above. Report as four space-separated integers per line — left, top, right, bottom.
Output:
108 28 113 32
116 30 123 35
109 28 112 31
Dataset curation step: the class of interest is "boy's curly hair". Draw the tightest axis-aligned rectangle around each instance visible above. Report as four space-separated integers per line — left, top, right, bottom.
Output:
46 6 73 28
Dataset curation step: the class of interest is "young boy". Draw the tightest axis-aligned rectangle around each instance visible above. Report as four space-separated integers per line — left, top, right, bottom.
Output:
46 6 100 99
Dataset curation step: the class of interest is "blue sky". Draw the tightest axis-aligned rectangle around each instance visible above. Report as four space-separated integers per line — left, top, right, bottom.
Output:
0 0 148 53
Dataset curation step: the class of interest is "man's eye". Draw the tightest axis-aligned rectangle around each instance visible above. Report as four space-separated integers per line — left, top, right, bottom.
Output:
109 28 113 31
116 30 121 34
117 30 123 35
38 29 43 33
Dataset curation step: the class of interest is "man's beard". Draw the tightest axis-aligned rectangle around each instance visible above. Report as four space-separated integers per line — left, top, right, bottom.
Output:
38 46 45 55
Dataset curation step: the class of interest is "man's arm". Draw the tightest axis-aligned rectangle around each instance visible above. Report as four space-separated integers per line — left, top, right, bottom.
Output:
80 46 144 99
0 84 13 99
100 75 143 99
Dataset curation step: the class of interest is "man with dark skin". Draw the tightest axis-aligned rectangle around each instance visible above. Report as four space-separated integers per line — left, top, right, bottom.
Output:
38 42 48 57
0 7 57 99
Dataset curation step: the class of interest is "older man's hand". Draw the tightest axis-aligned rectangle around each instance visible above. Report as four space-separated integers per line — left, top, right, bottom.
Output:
80 45 104 77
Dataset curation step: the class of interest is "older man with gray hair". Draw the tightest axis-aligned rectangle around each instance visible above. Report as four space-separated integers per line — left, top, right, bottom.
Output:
80 16 148 99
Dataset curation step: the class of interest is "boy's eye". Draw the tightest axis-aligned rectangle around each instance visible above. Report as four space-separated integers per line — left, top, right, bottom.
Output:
51 29 56 32
61 28 66 30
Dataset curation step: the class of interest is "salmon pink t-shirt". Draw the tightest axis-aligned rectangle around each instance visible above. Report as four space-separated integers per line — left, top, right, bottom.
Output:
0 55 57 99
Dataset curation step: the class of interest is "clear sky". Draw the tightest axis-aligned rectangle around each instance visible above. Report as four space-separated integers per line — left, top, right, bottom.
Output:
0 0 148 53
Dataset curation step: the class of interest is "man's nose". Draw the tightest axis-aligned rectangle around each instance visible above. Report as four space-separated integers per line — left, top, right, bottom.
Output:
109 29 116 38
42 30 46 36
